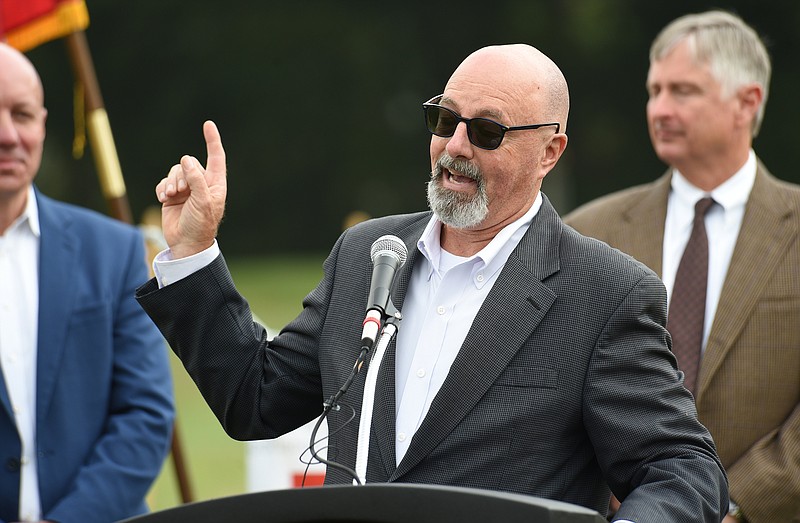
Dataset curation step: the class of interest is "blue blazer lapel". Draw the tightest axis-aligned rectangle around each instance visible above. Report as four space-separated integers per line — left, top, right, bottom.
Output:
35 191 80 425
390 197 561 480
0 365 12 422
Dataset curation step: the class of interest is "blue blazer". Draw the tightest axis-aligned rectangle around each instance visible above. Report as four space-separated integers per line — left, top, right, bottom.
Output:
0 189 175 523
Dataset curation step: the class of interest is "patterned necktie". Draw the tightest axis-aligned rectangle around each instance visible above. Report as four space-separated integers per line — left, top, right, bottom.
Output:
667 197 714 394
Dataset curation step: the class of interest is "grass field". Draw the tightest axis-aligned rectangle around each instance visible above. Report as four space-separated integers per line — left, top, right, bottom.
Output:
145 254 326 511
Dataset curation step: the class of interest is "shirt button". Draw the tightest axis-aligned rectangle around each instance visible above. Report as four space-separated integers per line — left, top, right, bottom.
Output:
437 305 446 315
416 368 426 378
476 273 484 282
397 432 407 442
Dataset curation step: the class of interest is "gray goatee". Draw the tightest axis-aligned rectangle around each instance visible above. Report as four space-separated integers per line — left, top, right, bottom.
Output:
427 153 488 229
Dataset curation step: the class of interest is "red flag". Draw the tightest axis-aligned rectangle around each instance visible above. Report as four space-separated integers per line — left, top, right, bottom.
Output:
0 0 89 51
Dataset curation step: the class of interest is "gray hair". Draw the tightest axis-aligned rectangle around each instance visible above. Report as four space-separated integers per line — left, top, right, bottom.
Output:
650 10 771 136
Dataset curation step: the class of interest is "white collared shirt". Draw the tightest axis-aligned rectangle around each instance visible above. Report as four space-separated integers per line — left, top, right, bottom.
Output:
663 150 756 351
392 193 542 464
0 186 42 521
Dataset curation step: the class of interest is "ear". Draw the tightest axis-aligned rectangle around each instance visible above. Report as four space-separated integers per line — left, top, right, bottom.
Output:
735 83 763 130
540 132 568 174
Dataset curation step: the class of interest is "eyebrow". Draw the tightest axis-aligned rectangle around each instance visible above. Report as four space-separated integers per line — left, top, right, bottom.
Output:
439 95 506 122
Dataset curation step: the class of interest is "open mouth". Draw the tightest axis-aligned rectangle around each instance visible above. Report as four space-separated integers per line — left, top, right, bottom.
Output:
443 168 477 189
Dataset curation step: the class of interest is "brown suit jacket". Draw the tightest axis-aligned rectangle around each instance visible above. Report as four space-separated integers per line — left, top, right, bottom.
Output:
564 162 800 522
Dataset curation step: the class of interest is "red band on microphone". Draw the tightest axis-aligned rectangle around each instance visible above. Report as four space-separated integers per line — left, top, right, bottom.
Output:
362 315 381 328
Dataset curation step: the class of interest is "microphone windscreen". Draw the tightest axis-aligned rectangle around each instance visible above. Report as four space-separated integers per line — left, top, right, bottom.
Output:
370 235 408 266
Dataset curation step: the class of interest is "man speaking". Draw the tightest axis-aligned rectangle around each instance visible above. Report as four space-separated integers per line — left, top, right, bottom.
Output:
136 43 728 521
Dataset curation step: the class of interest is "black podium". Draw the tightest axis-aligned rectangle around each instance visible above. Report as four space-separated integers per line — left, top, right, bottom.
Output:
122 484 607 522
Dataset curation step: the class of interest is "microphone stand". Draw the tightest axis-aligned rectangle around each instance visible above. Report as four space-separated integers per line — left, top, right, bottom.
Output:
308 303 402 485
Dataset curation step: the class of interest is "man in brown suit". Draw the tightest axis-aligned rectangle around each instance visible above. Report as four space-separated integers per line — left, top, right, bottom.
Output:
565 11 800 523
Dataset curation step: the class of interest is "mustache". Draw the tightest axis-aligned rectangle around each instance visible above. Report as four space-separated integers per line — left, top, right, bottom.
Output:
432 153 482 183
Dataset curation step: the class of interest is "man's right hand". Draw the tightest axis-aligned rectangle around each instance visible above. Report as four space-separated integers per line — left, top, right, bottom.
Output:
156 120 228 259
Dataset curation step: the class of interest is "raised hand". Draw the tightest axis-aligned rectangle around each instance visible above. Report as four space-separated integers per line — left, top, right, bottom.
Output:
156 120 228 258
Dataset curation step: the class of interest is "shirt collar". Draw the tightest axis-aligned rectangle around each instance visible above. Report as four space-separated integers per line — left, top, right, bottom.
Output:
418 192 542 278
670 149 756 213
6 186 41 238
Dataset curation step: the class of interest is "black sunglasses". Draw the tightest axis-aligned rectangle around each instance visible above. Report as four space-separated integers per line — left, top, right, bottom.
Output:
422 95 560 151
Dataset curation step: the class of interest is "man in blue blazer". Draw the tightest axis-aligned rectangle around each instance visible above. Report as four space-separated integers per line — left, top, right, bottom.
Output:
0 43 174 522
137 44 728 521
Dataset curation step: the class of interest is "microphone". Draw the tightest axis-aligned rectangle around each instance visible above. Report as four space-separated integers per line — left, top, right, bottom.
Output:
361 235 408 348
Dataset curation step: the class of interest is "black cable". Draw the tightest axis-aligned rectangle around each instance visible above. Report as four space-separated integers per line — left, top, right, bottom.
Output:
300 314 401 487
303 401 359 485
302 346 371 486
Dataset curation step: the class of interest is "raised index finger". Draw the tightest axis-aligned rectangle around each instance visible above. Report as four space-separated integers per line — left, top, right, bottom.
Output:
203 120 227 176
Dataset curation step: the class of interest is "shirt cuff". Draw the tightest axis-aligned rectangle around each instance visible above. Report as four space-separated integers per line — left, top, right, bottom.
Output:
728 500 745 521
153 240 220 288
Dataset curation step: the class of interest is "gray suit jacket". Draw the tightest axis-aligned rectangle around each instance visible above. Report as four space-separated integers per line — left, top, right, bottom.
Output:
565 164 800 522
137 196 728 521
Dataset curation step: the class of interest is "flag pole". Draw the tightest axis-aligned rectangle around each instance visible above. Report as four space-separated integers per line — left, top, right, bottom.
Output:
63 29 195 505
62 30 132 224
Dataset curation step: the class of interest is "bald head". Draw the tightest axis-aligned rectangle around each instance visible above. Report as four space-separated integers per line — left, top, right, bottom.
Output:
0 43 45 105
447 44 570 131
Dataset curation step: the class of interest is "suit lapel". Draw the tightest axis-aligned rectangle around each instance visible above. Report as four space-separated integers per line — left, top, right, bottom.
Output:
697 165 797 398
616 172 671 276
0 366 11 422
370 216 428 480
389 198 561 480
35 192 80 425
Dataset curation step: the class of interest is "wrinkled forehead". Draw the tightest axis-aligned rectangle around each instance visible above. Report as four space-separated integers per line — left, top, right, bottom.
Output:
444 55 547 120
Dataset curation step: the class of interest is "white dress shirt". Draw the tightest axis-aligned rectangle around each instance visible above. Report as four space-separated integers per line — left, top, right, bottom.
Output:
392 193 541 463
152 242 221 287
0 186 42 521
663 150 756 352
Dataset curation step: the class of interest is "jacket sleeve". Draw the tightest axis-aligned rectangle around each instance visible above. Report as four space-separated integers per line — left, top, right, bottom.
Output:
585 273 729 522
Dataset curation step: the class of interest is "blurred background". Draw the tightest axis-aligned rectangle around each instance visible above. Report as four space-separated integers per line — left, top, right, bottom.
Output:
14 0 800 512
27 0 800 257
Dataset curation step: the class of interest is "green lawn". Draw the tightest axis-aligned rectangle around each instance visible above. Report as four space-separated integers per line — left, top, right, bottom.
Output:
145 254 325 511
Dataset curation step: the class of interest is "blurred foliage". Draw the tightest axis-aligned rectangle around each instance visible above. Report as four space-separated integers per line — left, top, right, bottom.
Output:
25 0 800 255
